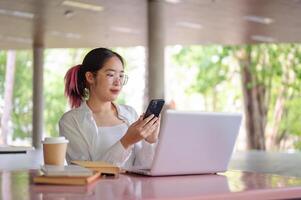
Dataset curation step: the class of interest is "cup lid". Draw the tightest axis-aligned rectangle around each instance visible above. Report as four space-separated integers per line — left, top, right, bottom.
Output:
42 137 69 144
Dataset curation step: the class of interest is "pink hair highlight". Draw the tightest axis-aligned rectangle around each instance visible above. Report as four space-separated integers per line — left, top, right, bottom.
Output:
64 65 82 108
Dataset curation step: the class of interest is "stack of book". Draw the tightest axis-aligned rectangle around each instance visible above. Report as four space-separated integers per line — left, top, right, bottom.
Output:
33 161 121 185
33 165 100 185
71 160 121 176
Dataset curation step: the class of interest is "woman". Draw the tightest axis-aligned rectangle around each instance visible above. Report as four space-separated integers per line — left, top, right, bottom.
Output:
59 48 159 168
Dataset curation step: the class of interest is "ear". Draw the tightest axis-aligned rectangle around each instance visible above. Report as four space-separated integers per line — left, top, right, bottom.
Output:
85 71 95 85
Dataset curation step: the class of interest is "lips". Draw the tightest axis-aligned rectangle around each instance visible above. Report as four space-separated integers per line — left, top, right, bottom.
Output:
110 89 120 94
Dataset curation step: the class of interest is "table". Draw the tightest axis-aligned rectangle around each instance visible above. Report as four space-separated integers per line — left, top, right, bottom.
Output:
230 150 301 177
0 149 43 171
1 170 301 200
1 150 301 199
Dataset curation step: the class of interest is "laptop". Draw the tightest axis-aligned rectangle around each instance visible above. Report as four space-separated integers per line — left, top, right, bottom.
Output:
129 110 242 176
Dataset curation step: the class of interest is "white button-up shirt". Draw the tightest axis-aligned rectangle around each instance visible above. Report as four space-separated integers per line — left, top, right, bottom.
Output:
59 102 156 168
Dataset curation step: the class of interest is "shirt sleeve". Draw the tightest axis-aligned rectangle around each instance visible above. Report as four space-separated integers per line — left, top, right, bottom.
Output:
59 107 134 167
117 104 158 169
133 140 157 168
59 114 91 164
60 113 133 167
97 141 133 167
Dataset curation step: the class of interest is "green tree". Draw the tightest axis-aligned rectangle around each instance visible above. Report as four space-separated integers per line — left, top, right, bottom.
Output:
269 44 301 150
172 44 301 150
11 50 33 141
0 51 6 140
0 51 6 96
172 45 237 111
237 44 301 150
43 48 88 137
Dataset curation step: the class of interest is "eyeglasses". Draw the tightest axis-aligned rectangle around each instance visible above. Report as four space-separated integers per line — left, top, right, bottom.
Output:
104 72 128 85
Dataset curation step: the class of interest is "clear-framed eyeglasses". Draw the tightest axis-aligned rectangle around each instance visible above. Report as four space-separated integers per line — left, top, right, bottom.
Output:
105 72 128 85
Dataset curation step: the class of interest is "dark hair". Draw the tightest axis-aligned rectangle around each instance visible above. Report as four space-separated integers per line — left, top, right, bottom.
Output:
64 47 124 108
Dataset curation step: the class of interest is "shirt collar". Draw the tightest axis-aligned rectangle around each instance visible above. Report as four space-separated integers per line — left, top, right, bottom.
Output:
78 101 93 115
78 101 130 126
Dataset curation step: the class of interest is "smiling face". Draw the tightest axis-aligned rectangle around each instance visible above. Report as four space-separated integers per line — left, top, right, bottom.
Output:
85 56 125 102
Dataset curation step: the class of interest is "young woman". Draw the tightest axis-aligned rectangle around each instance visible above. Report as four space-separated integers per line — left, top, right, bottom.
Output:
59 48 160 168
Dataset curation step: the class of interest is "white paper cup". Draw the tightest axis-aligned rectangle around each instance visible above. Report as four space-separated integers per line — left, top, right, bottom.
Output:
42 137 69 166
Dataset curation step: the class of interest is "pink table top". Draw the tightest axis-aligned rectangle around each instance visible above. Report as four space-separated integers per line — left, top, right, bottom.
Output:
1 170 301 200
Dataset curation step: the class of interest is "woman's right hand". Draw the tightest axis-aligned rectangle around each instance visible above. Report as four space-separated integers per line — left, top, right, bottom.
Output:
120 114 159 149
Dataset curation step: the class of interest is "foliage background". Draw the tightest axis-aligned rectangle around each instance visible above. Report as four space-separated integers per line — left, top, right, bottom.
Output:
0 44 300 150
168 44 301 150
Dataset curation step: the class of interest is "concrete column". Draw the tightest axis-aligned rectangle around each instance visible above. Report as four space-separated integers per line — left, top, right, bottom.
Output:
32 46 44 149
147 0 166 101
0 50 16 144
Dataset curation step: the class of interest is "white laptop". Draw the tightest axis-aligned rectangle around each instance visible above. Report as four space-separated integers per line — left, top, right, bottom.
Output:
129 110 242 176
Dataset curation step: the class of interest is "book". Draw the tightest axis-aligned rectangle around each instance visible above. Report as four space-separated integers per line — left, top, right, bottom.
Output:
41 165 94 177
31 186 96 199
31 178 98 194
71 160 121 175
0 145 34 154
33 172 100 185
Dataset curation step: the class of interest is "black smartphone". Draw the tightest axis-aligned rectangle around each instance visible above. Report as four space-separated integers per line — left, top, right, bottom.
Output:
143 99 165 119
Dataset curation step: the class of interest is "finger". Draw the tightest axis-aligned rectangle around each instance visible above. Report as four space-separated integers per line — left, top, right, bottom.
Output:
152 120 160 129
146 116 158 127
141 131 151 138
150 122 158 131
150 120 160 134
138 113 145 119
154 120 160 127
133 116 144 127
131 116 144 127
157 117 161 124
138 115 144 121
140 114 155 127
131 120 139 126
139 118 157 136
143 117 158 131
133 118 147 130
144 124 158 137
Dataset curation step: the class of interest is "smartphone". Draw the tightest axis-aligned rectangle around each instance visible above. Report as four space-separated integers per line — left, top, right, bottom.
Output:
143 99 165 119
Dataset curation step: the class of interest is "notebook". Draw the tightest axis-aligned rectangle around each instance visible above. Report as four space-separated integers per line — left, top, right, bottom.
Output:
41 165 94 177
34 164 99 185
71 160 121 175
33 172 100 185
128 110 242 176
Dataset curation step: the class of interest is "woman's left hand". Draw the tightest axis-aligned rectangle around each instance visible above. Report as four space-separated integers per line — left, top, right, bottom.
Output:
144 114 161 144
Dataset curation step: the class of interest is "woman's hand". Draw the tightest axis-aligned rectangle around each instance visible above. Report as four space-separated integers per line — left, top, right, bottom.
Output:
120 114 159 149
144 115 161 144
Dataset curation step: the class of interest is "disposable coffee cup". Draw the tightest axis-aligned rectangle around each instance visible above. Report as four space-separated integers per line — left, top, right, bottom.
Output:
42 137 69 166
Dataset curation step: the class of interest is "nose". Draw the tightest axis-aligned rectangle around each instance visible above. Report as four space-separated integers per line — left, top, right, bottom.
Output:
112 76 121 86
